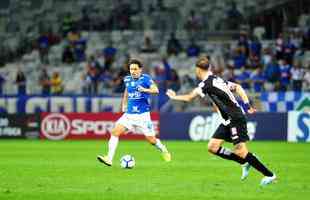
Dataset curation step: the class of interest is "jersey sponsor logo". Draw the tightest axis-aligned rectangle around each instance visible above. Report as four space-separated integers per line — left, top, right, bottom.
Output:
128 91 142 99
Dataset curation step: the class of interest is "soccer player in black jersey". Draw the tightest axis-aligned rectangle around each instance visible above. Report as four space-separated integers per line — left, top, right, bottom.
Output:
166 57 276 186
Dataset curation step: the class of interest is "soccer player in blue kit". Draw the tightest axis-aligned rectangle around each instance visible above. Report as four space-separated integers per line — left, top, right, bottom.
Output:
97 59 171 166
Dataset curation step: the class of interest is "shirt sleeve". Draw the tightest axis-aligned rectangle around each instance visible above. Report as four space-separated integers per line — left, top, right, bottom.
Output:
144 75 154 87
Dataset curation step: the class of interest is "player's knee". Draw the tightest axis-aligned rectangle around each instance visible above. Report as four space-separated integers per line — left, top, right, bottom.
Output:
146 136 156 144
233 146 247 158
111 128 121 136
207 142 219 154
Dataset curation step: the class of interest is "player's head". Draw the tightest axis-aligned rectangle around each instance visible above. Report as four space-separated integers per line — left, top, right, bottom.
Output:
195 56 211 80
129 59 143 79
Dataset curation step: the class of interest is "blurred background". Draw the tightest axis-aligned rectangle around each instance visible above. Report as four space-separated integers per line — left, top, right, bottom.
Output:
0 0 309 141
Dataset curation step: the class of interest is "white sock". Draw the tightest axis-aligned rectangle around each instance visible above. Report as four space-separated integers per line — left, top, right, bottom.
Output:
107 135 119 162
154 139 168 153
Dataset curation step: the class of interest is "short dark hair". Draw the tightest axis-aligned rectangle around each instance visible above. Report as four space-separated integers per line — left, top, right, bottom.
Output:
128 59 143 68
195 56 210 70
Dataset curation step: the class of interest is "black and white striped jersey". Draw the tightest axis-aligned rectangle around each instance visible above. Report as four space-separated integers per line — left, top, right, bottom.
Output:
194 75 245 123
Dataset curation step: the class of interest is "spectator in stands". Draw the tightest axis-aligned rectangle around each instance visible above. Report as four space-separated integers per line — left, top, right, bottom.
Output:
115 0 132 30
226 1 244 30
50 71 63 95
235 67 251 90
275 33 284 60
103 41 117 72
185 10 202 39
67 30 80 43
233 48 247 69
186 39 201 57
140 36 157 53
39 68 50 95
80 7 91 31
249 36 262 58
62 45 75 63
87 65 100 95
290 63 305 91
250 67 266 93
73 36 87 62
38 32 50 64
0 74 5 95
167 32 182 56
15 69 26 95
88 55 101 73
261 47 273 65
301 31 310 51
237 32 249 57
81 72 90 95
282 37 296 65
253 17 266 40
264 57 280 90
279 59 291 91
113 61 129 93
166 69 180 92
62 12 74 36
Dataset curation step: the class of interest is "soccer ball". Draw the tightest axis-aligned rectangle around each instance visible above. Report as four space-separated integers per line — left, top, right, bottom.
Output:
120 155 135 169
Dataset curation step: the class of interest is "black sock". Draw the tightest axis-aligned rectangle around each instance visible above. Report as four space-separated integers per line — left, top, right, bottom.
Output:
215 147 246 165
245 152 273 177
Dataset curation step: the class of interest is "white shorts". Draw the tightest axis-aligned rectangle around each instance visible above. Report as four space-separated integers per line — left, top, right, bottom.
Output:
116 112 156 136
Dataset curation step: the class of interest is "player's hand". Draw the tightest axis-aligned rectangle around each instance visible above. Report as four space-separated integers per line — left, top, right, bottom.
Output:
166 89 176 98
247 107 257 114
137 85 148 93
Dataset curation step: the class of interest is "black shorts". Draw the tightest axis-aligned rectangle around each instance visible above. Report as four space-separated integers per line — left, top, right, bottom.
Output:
212 119 249 145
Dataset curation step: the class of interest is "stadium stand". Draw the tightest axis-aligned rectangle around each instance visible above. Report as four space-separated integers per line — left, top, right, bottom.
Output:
0 0 309 112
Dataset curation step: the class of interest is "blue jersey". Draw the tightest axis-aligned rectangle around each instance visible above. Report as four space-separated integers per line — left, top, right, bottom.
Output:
124 74 154 114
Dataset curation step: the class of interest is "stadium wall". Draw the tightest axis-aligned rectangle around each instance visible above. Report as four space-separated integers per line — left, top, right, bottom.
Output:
0 107 308 142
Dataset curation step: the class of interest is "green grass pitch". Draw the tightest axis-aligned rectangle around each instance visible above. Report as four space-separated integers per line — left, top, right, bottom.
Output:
0 140 309 200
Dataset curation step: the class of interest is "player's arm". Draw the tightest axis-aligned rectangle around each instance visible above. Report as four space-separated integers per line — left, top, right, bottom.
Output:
228 81 256 114
121 89 128 112
137 82 159 94
166 88 201 102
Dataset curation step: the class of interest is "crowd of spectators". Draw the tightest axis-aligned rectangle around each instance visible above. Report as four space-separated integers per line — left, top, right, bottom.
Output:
1 0 309 97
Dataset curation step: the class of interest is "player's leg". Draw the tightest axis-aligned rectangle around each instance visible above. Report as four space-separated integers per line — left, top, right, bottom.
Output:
139 112 171 162
145 135 171 161
233 142 276 185
208 124 246 164
208 138 246 164
231 120 276 185
97 123 127 166
98 113 132 166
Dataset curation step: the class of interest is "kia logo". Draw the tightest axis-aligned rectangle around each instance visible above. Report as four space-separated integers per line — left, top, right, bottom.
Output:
41 113 70 140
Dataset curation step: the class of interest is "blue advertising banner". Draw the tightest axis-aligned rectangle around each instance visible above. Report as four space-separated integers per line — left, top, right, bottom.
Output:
288 111 310 142
160 112 287 141
0 95 122 114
